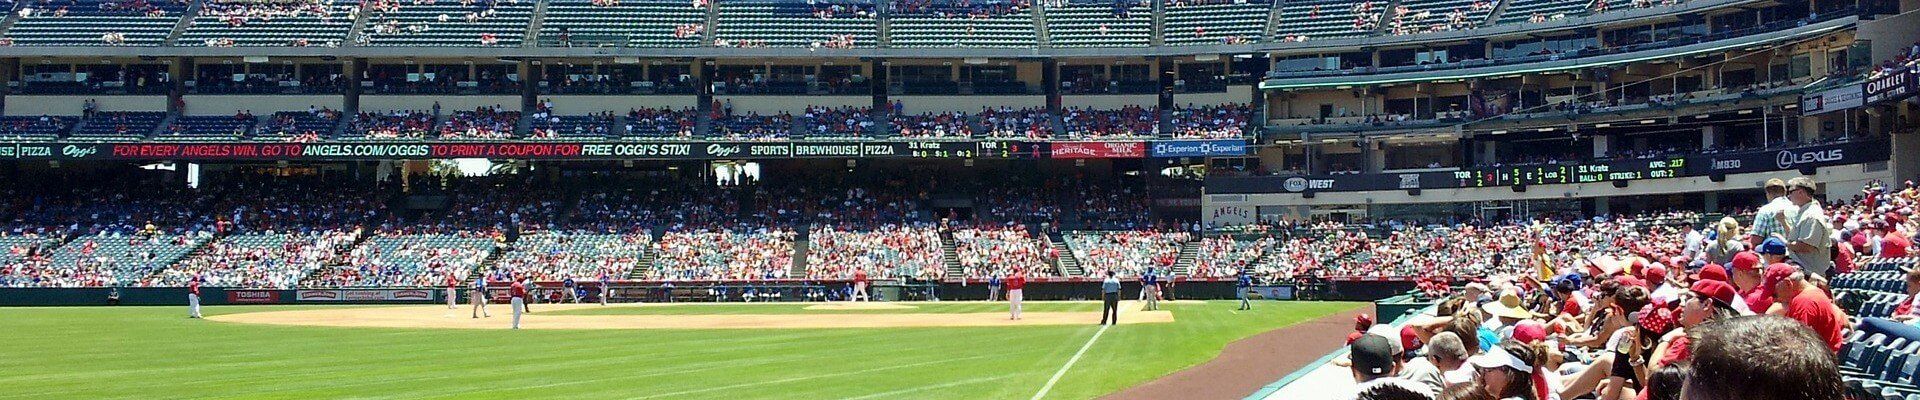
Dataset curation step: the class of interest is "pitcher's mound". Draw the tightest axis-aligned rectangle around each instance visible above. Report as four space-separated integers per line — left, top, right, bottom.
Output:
803 302 919 311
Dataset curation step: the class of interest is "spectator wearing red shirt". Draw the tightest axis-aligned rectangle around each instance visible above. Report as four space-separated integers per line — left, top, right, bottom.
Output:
1881 226 1913 257
1770 267 1845 352
1856 268 1920 343
510 278 527 330
1007 267 1026 320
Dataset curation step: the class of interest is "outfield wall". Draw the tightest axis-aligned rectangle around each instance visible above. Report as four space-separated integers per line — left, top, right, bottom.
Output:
0 280 1295 306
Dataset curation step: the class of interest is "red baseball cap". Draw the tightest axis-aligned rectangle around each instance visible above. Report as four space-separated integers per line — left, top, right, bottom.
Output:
1642 263 1668 284
1614 275 1648 289
1690 279 1738 307
1762 263 1798 291
1513 320 1548 344
1354 314 1374 331
1692 264 1729 283
1730 251 1762 272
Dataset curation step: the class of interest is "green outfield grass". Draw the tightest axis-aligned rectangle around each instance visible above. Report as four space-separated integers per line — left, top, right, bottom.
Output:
0 300 1359 400
545 301 1102 315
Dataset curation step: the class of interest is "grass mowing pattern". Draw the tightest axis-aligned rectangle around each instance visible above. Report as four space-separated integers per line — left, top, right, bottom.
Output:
0 300 1359 399
544 302 1102 315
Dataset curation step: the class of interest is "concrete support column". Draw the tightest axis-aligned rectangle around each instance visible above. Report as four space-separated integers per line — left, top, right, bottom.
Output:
1703 192 1721 213
1592 134 1613 158
1701 125 1724 149
1365 140 1386 173
1480 141 1498 165
344 58 364 114
1594 197 1612 217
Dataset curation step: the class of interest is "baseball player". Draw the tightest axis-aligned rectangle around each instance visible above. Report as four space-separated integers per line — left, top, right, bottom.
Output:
520 276 534 314
509 277 527 330
851 268 869 302
471 276 491 318
1007 267 1026 320
988 273 1002 301
1142 267 1160 311
445 272 459 309
563 275 580 304
187 276 202 319
1237 268 1253 311
598 272 611 306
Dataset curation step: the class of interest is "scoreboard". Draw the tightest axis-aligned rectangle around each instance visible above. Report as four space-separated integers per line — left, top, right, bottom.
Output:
1452 157 1687 187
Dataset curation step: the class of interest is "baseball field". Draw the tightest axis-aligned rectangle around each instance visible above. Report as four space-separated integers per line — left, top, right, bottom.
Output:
0 300 1361 399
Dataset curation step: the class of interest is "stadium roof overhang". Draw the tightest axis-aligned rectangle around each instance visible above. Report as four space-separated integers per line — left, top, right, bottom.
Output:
1258 17 1855 90
0 0 1768 61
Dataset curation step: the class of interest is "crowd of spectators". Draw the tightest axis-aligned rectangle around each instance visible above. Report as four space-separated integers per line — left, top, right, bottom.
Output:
488 232 645 282
803 105 875 137
305 231 494 287
954 225 1056 278
439 106 520 140
1166 103 1250 139
806 223 944 280
1067 230 1189 277
1061 105 1156 139
891 111 972 138
352 110 435 139
648 227 795 280
625 107 698 138
713 112 795 140
979 106 1053 139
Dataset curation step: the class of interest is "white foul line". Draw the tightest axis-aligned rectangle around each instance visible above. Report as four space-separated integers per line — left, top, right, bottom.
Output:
1032 324 1110 400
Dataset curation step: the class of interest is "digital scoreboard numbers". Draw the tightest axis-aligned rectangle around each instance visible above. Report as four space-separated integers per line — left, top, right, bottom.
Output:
1454 157 1686 187
907 141 974 158
976 141 1039 158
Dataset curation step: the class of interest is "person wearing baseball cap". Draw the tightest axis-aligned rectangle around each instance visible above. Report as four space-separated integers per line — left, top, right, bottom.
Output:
1644 263 1679 305
1469 340 1550 400
1771 266 1846 352
1648 280 1742 370
1748 263 1796 314
1338 334 1435 400
1401 331 1469 393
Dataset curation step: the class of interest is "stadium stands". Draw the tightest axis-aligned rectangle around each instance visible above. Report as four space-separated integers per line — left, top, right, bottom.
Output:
179 0 359 47
1044 0 1150 48
648 227 795 280
979 106 1053 139
802 105 875 138
954 226 1057 278
886 0 1036 48
490 232 648 282
305 232 493 287
355 0 533 47
1061 105 1155 139
6 0 190 46
0 116 75 141
1190 235 1270 277
439 106 520 140
1166 103 1249 139
1065 230 1188 277
70 111 167 141
889 111 972 138
625 107 699 139
806 223 943 279
538 0 707 48
713 112 795 140
146 231 356 288
1271 0 1382 42
711 0 875 48
155 113 258 141
346 110 434 140
255 109 343 141
1161 0 1266 46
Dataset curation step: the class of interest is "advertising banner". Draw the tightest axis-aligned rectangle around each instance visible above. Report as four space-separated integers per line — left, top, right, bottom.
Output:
1149 139 1251 158
226 290 282 304
1050 141 1146 159
296 290 342 301
389 289 434 301
0 140 1047 160
1802 84 1865 115
1865 67 1915 105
